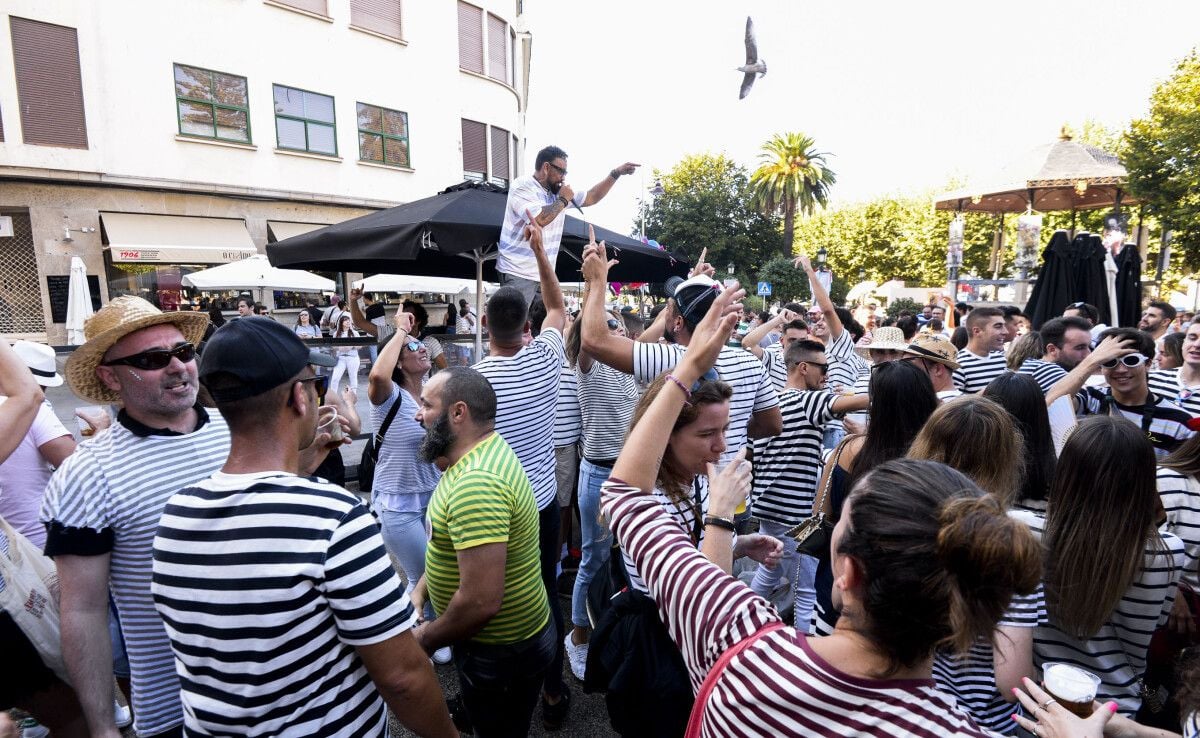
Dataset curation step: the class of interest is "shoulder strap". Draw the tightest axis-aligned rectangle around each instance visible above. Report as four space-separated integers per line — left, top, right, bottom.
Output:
375 388 405 444
813 435 857 516
684 621 787 738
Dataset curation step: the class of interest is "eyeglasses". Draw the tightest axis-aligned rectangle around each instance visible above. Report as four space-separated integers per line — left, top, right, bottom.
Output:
548 162 568 176
403 340 423 353
804 361 829 374
606 319 620 330
296 375 329 404
1100 354 1147 369
691 368 720 392
102 342 196 370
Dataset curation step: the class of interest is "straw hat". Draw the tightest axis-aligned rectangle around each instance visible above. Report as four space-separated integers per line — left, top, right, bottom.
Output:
901 333 961 371
65 296 209 404
854 325 909 358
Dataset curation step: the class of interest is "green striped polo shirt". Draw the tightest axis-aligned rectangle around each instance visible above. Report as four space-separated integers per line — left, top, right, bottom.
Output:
424 432 549 644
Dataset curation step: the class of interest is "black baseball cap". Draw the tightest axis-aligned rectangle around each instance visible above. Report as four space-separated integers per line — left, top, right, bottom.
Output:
200 316 336 402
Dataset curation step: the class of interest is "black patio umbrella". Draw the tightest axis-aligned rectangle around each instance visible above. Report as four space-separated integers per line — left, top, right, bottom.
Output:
1114 242 1142 328
1024 230 1075 329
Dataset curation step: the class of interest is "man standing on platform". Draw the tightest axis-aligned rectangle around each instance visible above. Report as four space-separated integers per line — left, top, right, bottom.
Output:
498 145 638 304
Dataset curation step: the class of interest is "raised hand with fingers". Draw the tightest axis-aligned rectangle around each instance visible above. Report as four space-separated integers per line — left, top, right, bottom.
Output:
679 281 745 379
582 224 617 284
524 207 545 256
792 252 813 273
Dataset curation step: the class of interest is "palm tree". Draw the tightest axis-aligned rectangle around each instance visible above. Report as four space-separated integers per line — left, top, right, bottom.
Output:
750 132 836 253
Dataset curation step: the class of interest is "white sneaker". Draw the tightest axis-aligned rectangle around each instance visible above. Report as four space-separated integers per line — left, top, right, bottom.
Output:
114 700 133 729
564 631 588 681
432 646 452 665
19 719 49 738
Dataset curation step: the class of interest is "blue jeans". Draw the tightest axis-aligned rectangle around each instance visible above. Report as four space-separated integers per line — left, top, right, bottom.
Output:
822 426 845 450
571 458 613 628
377 508 435 620
749 520 818 631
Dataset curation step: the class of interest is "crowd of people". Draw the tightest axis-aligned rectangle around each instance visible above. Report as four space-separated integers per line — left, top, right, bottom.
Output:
0 143 1198 738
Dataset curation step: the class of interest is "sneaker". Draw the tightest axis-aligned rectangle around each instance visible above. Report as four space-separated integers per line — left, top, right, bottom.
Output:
563 632 588 682
18 719 49 738
114 700 133 729
541 687 571 731
432 646 452 665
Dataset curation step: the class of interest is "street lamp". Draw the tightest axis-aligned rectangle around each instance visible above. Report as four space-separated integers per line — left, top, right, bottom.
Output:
816 246 828 268
727 262 736 276
858 268 866 282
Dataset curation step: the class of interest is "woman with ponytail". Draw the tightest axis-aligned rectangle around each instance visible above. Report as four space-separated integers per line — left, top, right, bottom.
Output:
595 272 1112 736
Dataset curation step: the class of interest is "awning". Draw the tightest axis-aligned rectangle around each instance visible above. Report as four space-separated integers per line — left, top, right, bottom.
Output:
100 212 257 264
267 221 328 242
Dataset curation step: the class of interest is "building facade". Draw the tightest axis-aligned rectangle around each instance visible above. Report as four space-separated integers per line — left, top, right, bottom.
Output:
0 0 530 342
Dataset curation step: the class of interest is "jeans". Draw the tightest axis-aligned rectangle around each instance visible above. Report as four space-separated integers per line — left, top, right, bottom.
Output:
822 426 846 450
454 622 555 738
537 502 566 698
377 508 435 620
571 459 613 628
747 520 817 628
498 272 541 306
329 353 361 394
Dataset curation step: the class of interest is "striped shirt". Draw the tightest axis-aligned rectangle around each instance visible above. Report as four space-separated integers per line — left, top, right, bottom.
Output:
1017 358 1068 394
751 389 837 526
425 433 549 645
761 345 787 393
41 411 231 736
953 350 1008 393
498 174 584 281
1014 510 1186 716
369 384 441 514
1148 368 1200 417
474 327 565 510
622 477 709 593
1074 388 1195 458
1155 466 1200 590
553 363 582 447
577 360 639 461
932 589 1040 734
151 472 414 737
600 478 1000 737
632 343 778 466
825 330 865 434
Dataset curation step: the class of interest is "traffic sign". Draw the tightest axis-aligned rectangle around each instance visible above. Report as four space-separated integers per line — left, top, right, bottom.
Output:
757 281 772 296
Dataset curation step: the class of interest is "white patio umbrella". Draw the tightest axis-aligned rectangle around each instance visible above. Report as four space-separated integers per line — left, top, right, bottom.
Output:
181 254 333 304
845 280 879 303
65 256 93 345
353 274 483 294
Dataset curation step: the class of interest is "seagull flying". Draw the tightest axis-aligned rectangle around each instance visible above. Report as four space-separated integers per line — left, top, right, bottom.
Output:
737 16 767 99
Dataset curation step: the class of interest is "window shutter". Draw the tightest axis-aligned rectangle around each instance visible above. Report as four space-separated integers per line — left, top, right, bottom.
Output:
351 0 402 38
0 105 5 142
512 134 519 177
10 17 88 148
487 14 507 82
457 2 484 74
271 0 328 15
461 119 487 175
490 126 510 180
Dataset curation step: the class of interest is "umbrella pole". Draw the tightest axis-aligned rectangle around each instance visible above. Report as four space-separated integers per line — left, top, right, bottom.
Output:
474 251 483 363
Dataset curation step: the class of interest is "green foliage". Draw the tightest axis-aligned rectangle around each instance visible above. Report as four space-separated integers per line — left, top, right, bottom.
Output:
750 132 837 252
1124 50 1200 271
885 297 923 318
639 153 787 276
754 256 811 303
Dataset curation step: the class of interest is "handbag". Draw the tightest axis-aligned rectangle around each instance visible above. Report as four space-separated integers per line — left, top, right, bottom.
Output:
0 517 68 682
786 436 853 557
358 392 403 495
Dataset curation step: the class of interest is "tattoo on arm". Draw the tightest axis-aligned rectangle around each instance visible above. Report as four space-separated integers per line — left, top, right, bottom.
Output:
538 201 565 226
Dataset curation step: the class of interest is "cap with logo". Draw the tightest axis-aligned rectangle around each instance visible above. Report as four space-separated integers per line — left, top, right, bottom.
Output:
669 274 723 324
200 317 336 402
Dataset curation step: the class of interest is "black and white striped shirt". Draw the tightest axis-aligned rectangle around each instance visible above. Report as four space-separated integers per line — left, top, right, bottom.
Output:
577 360 639 461
1155 466 1200 591
553 363 581 448
632 343 778 466
1017 358 1068 394
152 471 416 737
474 328 566 510
761 345 787 393
751 389 836 526
40 412 231 737
825 330 866 434
1015 510 1186 716
1148 368 1200 417
953 350 1008 393
1075 388 1195 458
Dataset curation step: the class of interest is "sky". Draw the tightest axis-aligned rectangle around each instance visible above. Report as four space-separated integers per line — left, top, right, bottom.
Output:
521 0 1200 238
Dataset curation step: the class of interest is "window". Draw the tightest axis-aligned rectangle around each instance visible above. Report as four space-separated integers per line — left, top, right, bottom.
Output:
357 103 409 168
461 119 487 181
273 85 336 155
174 64 251 143
490 126 510 184
350 0 402 39
269 0 328 16
10 16 88 148
457 2 484 74
487 13 507 83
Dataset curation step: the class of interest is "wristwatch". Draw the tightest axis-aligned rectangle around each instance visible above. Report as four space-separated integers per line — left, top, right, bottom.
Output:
703 515 736 532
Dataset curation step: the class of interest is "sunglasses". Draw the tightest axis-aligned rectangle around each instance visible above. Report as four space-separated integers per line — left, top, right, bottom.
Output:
805 361 830 374
1100 354 1147 369
806 312 824 320
295 375 329 404
548 162 568 176
403 340 423 353
606 319 620 330
102 342 196 370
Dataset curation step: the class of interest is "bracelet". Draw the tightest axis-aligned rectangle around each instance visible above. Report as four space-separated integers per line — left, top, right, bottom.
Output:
664 373 692 401
610 169 621 180
556 195 569 208
703 515 736 532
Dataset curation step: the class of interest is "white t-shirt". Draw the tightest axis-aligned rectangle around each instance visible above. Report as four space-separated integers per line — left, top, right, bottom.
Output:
0 399 70 548
498 174 585 281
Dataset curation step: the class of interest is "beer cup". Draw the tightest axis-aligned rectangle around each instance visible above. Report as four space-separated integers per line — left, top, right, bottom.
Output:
1042 662 1101 717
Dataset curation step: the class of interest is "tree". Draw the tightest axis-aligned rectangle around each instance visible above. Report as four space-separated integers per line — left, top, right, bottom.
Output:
639 153 786 274
750 132 836 254
1124 50 1200 270
755 256 811 304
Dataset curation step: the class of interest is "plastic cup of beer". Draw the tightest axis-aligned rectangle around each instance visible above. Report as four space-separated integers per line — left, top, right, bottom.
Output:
317 406 344 443
76 406 107 437
1042 662 1101 717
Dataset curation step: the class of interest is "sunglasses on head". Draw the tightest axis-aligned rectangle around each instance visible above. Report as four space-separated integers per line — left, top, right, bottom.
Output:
295 374 329 404
1100 354 1147 369
102 342 196 370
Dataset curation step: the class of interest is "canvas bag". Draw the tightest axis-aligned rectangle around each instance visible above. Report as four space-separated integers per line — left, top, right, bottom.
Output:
0 517 68 682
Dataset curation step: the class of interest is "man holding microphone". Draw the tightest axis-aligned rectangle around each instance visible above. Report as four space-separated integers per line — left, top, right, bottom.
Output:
499 146 638 304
